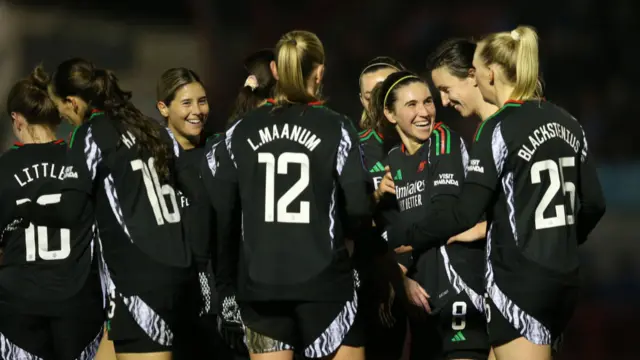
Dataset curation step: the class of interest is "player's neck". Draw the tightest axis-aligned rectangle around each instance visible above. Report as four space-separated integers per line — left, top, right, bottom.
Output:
20 125 57 144
495 85 516 107
176 134 196 150
477 101 500 121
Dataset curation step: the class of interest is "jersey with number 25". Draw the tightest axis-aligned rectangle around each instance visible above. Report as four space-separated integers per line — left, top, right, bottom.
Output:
466 99 590 275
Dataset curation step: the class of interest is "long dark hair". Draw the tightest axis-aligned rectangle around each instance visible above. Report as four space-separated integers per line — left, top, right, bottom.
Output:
7 65 60 127
228 49 276 124
369 71 427 153
49 58 173 179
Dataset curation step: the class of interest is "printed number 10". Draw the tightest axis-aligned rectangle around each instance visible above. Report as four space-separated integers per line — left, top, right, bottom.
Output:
16 194 71 262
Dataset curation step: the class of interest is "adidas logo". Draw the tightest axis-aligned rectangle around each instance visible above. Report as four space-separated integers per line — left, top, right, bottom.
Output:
451 331 466 342
369 162 385 173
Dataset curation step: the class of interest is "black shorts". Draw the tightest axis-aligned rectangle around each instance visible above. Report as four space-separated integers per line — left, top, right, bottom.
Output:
410 292 489 360
107 280 197 354
485 261 580 347
0 305 103 360
240 294 363 358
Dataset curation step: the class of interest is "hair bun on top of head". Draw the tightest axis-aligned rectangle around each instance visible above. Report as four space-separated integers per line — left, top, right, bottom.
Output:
510 29 520 41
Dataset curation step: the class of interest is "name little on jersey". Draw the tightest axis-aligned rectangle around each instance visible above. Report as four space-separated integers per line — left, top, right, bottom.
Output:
247 124 321 152
13 163 74 187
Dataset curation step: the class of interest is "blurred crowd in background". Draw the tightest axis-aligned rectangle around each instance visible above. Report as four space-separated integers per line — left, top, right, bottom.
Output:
0 0 638 358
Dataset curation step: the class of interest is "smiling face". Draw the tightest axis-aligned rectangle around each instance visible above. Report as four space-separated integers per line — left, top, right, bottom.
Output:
384 81 436 145
431 66 479 118
158 82 209 140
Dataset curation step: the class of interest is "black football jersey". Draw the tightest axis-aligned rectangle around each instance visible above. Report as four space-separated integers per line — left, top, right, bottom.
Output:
175 139 218 315
466 100 598 275
0 140 100 315
204 101 380 302
63 111 191 295
358 129 386 189
387 123 484 309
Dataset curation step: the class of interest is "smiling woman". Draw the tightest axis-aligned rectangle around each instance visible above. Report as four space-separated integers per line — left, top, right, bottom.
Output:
156 68 209 150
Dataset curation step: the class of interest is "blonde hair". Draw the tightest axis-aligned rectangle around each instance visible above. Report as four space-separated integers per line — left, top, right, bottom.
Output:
478 25 542 100
274 30 325 104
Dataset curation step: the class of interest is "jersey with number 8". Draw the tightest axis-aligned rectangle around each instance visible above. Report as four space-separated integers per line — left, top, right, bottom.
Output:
465 100 595 274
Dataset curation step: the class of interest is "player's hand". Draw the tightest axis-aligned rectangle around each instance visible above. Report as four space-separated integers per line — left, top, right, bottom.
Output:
404 277 431 313
447 221 487 244
394 245 413 254
378 282 396 328
374 166 395 202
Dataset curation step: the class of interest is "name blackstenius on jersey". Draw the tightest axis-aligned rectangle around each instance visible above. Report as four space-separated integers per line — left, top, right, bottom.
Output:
518 122 581 162
247 124 322 152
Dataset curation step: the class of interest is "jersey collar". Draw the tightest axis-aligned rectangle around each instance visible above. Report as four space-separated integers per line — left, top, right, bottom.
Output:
265 98 324 106
11 139 65 149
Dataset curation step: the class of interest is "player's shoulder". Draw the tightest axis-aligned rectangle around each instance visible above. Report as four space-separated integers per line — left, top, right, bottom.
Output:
387 144 403 158
430 122 462 156
358 128 384 147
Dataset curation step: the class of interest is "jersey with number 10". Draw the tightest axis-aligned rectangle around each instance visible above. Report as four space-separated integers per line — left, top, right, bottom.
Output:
466 99 589 276
0 141 99 315
207 102 376 302
63 112 191 295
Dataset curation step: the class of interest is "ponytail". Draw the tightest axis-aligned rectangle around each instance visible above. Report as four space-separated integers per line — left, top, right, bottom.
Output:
51 58 173 179
273 31 325 105
511 26 542 100
478 25 543 101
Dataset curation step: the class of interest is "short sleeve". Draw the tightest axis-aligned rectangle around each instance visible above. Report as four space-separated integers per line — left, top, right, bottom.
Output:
62 124 100 194
464 119 503 191
429 130 467 198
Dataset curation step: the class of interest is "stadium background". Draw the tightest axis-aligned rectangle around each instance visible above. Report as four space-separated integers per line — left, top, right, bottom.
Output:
0 0 637 358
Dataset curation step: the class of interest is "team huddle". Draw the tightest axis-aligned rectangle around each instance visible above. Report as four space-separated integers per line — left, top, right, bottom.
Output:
0 25 606 360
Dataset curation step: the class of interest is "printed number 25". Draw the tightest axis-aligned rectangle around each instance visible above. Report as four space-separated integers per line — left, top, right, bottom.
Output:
16 194 71 262
131 158 180 225
530 157 576 230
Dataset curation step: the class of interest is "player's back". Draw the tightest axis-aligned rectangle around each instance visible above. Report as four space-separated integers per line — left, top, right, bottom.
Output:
0 140 99 314
488 100 585 275
72 112 191 294
227 102 360 302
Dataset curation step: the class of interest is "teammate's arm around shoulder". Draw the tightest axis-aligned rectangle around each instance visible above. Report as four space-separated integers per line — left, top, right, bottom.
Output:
16 124 94 228
388 124 496 252
575 133 606 244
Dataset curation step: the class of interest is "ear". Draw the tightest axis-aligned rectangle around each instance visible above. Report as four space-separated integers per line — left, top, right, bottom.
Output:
467 67 478 87
270 60 279 81
157 101 170 118
315 64 325 84
67 96 80 114
11 112 25 132
383 107 398 125
488 66 496 86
